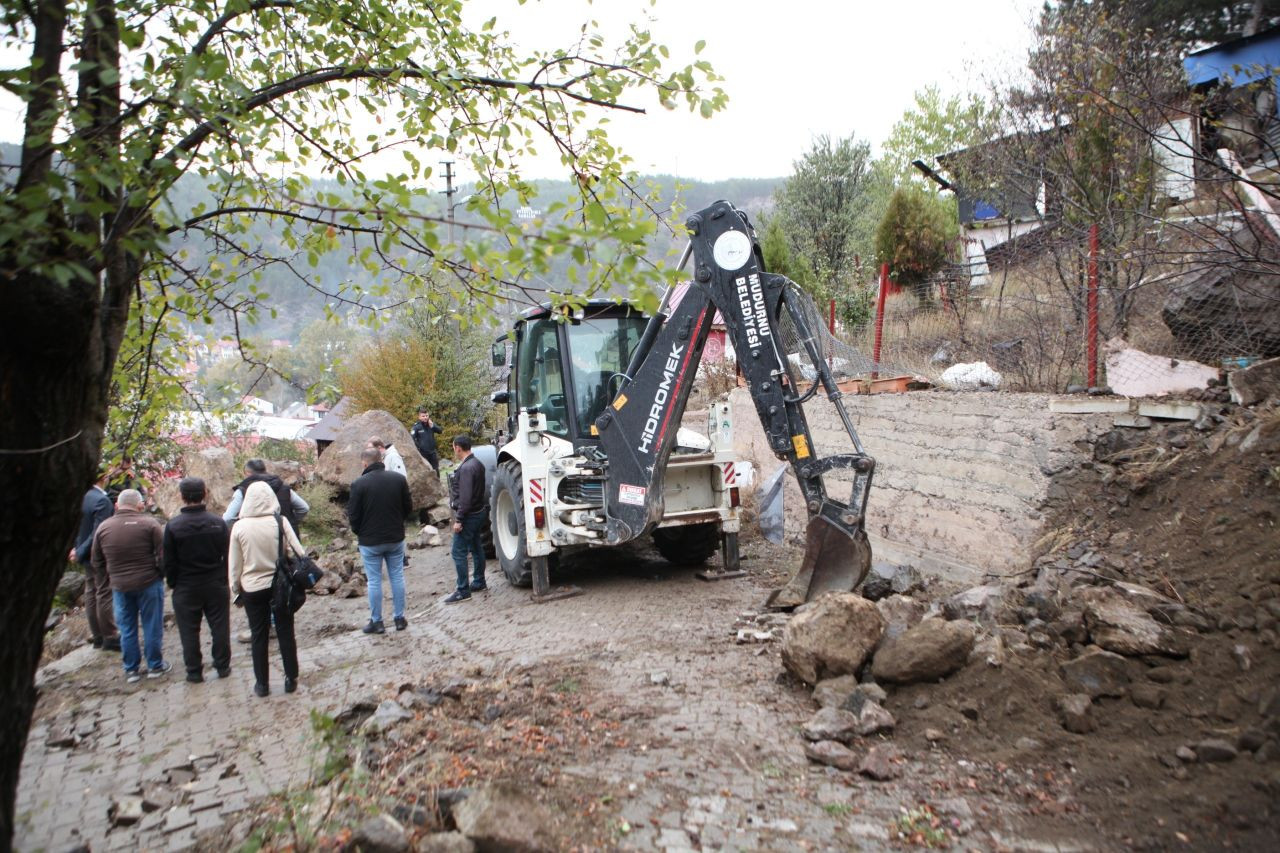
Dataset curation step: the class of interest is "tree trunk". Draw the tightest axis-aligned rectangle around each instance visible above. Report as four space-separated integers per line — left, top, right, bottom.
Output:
0 269 109 850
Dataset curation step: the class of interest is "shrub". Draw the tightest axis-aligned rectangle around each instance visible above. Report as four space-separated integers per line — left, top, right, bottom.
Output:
874 187 955 297
295 480 342 549
340 324 495 441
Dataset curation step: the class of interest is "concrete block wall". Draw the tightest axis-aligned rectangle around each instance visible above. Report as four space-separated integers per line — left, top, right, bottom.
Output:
729 388 1114 582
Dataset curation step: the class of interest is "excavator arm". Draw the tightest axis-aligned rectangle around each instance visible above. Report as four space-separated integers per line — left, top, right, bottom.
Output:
594 200 875 606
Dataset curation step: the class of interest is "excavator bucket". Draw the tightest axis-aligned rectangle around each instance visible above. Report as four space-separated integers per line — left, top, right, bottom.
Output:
766 514 872 609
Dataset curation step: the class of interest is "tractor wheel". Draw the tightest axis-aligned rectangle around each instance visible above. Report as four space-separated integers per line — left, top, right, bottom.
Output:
652 522 721 566
491 460 533 588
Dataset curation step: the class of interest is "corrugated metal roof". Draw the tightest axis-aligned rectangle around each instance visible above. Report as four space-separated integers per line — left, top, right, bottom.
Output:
1185 27 1280 87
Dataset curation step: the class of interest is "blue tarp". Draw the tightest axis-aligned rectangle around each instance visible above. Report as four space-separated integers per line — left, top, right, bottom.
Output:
1185 29 1280 86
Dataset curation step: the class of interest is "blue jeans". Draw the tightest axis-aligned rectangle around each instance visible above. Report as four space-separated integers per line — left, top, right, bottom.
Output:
113 578 165 673
359 541 406 623
452 514 487 591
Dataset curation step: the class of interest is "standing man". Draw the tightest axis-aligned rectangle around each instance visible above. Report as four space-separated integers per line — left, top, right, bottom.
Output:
163 477 232 683
348 446 414 634
92 489 170 682
445 435 487 604
367 436 407 479
410 407 444 471
70 468 118 651
224 458 309 534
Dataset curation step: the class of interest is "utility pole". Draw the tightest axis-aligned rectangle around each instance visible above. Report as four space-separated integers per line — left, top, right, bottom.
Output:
441 160 457 244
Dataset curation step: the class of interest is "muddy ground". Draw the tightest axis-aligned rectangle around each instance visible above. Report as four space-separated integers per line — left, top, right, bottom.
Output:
27 402 1280 852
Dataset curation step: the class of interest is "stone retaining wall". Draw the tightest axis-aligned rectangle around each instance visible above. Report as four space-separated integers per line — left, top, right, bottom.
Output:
729 388 1114 583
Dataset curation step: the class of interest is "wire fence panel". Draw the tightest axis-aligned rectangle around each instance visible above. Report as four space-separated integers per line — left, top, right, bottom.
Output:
822 212 1280 393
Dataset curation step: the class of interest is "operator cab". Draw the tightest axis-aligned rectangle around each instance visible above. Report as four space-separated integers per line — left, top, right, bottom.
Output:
493 302 647 444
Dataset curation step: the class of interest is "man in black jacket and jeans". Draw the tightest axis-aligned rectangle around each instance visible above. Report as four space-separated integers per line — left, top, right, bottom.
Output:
348 447 414 634
445 435 488 604
163 477 232 683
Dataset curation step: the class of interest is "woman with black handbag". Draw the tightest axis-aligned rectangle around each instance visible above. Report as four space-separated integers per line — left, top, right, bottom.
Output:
228 480 305 697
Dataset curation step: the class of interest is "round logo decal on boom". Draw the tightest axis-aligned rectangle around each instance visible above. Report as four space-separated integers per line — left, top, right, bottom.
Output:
712 230 752 271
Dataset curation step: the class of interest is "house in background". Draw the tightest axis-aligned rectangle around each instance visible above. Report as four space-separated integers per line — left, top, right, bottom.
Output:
916 27 1280 286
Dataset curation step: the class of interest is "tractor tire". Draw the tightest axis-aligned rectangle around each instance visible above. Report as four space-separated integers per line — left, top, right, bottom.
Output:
480 521 495 560
652 522 721 566
491 460 533 588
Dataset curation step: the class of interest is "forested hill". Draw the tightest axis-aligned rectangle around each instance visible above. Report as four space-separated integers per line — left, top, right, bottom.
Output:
2 141 780 340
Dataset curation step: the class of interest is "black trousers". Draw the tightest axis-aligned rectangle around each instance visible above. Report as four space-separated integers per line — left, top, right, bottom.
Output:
241 587 298 686
172 581 231 677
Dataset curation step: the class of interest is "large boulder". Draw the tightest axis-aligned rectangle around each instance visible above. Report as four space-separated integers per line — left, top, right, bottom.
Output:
1162 228 1280 362
451 783 557 853
154 447 238 518
871 618 976 685
314 409 443 510
781 593 885 686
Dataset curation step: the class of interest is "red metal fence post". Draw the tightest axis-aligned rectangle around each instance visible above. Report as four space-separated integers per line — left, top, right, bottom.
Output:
1087 224 1099 388
872 263 889 381
828 298 836 334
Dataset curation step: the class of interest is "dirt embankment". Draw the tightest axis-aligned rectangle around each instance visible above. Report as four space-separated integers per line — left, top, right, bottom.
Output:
880 402 1280 850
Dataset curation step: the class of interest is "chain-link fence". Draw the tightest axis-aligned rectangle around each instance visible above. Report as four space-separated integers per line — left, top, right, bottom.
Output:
803 210 1280 394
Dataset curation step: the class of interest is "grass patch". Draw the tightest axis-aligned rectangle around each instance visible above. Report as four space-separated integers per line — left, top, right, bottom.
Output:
296 481 341 551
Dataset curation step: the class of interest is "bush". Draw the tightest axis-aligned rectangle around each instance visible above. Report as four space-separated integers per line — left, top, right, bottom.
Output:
874 187 955 296
340 324 495 441
295 480 342 549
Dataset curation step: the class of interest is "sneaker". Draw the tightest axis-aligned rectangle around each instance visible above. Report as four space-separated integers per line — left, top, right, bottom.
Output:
469 579 488 593
253 682 269 698
186 672 203 684
147 661 172 679
394 616 408 631
125 671 142 684
443 590 472 605
362 620 386 635
216 667 231 679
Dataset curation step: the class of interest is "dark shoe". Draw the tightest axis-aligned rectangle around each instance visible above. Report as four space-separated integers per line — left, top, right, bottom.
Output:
216 667 231 679
91 637 103 649
186 672 203 684
102 638 122 652
147 661 172 679
253 683 269 697
362 620 386 635
125 670 142 684
284 678 297 694
394 616 408 631
469 579 488 593
443 590 471 605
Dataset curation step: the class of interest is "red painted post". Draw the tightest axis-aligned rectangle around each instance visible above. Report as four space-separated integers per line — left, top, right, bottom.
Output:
828 298 836 334
1087 224 1099 388
872 263 889 381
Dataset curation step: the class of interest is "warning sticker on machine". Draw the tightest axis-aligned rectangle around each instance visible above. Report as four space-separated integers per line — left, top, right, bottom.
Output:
618 484 647 506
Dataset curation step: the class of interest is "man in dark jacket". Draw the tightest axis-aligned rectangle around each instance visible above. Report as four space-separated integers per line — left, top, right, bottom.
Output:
348 447 414 634
445 435 488 604
70 468 119 650
410 407 444 470
224 458 309 534
93 489 170 682
163 477 232 683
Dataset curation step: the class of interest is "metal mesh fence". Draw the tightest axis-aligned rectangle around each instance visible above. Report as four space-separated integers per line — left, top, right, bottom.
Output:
800 210 1280 395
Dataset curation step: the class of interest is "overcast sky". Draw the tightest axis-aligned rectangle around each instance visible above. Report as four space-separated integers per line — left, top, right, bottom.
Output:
471 0 1043 180
0 0 1042 182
